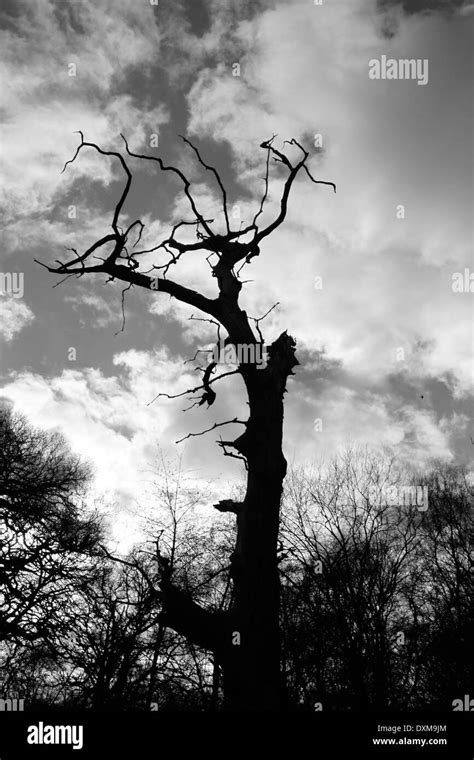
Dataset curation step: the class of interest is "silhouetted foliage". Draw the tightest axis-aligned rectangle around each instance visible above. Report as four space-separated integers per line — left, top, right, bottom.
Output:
1 419 470 711
0 408 102 647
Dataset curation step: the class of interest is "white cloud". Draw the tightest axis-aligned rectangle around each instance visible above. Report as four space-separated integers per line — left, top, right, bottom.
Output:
63 291 118 328
0 347 241 542
0 299 35 341
183 0 473 403
0 0 167 230
286 383 457 471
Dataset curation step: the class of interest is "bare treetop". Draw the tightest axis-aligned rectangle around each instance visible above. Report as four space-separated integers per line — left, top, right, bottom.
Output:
36 132 335 318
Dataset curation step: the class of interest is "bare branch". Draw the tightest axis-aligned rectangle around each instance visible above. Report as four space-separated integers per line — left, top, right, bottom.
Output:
183 360 217 410
261 137 293 169
184 347 214 366
248 301 280 343
147 369 239 407
180 135 230 234
244 138 336 248
252 135 275 230
45 234 119 271
184 315 223 366
125 219 145 247
114 281 133 336
188 314 221 331
303 164 336 193
62 132 132 235
99 544 158 597
121 134 215 239
176 418 246 445
217 438 248 470
213 499 243 514
50 272 78 289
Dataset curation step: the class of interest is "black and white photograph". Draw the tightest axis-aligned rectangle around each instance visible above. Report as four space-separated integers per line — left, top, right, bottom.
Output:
0 0 472 755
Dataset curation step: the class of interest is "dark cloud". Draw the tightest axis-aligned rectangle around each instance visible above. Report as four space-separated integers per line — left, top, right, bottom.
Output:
378 0 467 15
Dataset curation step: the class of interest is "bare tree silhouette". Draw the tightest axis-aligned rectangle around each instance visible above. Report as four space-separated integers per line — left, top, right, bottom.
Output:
37 132 335 710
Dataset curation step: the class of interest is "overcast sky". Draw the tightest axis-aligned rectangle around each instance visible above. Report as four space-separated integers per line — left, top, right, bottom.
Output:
0 0 472 544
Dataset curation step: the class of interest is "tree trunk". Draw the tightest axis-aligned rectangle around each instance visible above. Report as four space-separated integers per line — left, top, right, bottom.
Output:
219 331 298 710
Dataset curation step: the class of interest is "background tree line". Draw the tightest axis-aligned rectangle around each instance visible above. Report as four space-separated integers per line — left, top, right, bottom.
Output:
0 407 472 711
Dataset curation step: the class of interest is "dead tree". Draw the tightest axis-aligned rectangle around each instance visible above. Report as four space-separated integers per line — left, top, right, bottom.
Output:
37 132 335 710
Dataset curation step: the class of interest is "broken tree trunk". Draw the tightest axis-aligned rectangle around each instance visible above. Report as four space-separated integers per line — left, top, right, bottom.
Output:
217 331 298 710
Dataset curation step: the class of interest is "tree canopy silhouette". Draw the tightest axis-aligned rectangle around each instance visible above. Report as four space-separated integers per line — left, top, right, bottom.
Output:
0 407 101 645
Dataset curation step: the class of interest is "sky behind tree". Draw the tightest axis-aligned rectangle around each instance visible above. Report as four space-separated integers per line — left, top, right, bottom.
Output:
0 0 472 545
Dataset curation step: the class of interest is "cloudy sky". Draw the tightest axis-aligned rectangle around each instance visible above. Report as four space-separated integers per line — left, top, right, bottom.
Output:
0 0 472 543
